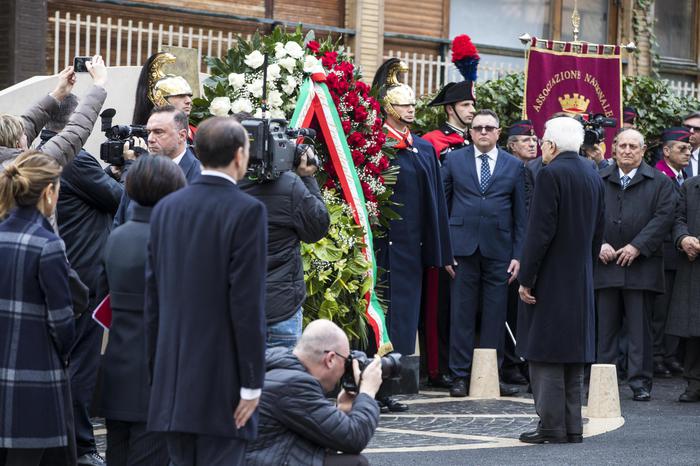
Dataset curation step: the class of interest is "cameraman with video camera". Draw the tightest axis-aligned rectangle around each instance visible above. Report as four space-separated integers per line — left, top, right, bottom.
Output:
246 319 382 466
239 121 330 348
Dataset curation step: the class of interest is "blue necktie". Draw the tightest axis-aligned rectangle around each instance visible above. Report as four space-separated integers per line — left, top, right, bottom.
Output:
479 154 491 193
677 174 684 186
620 175 631 190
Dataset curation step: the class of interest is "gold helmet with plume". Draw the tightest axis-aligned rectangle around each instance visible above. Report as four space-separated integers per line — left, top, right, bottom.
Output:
372 58 416 121
147 52 193 106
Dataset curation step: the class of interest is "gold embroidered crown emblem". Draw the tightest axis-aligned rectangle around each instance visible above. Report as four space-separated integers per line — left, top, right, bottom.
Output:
558 93 590 114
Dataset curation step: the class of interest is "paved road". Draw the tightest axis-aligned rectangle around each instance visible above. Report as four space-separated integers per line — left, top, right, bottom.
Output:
92 376 699 465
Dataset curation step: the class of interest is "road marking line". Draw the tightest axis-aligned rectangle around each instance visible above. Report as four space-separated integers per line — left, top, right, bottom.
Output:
402 396 535 405
380 414 539 418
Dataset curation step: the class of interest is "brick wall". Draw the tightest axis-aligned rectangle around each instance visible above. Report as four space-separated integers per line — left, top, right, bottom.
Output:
0 0 47 90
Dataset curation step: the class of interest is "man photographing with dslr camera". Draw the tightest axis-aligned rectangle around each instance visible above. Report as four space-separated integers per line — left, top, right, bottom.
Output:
245 319 383 466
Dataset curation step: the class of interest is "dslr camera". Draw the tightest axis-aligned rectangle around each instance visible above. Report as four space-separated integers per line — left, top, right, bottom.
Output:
241 118 318 181
99 108 148 166
340 350 402 393
574 113 617 147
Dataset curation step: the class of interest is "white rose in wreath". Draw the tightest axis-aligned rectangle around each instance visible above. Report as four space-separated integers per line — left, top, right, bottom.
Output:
303 55 320 73
266 63 282 81
209 97 231 116
278 57 298 74
274 42 287 59
270 108 286 119
227 72 246 89
248 79 264 98
231 98 253 114
253 108 264 119
284 41 304 59
267 90 284 108
244 50 265 69
282 75 297 95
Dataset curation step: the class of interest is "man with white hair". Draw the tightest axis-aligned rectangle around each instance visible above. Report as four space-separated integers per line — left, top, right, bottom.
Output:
516 117 605 444
595 129 675 402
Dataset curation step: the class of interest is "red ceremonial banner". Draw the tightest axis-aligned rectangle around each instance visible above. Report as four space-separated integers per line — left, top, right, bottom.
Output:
523 41 622 157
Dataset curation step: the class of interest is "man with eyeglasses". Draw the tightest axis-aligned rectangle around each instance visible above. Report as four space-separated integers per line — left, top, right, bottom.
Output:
595 129 675 402
683 111 700 178
651 127 691 378
442 109 526 398
245 320 382 466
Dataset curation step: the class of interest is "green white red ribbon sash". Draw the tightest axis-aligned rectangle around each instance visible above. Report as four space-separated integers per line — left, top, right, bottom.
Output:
291 77 393 355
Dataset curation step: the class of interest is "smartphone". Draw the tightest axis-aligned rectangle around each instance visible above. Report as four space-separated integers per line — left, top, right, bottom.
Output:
73 56 91 73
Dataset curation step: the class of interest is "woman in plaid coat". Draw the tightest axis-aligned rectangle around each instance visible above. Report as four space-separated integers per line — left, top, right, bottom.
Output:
0 151 76 466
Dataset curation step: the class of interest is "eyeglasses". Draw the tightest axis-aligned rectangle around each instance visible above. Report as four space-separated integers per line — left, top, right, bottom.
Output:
685 124 700 133
471 125 499 133
323 350 349 361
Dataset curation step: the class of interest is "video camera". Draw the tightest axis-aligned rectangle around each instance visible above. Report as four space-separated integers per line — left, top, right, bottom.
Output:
340 350 402 393
574 113 617 147
99 108 148 166
241 118 318 181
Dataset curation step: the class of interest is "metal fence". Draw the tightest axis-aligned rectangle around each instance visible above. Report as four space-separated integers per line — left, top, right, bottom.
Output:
49 11 700 101
384 50 522 97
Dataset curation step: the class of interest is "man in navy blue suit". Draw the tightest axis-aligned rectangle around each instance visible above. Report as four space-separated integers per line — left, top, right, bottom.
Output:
145 117 267 465
442 109 527 397
113 105 201 226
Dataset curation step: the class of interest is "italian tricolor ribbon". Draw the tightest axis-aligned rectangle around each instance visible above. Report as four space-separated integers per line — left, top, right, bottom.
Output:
290 77 393 355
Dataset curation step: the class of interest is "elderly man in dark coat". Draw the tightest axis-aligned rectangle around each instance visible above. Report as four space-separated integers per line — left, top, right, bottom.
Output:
516 117 605 444
595 129 675 402
145 118 267 465
667 176 700 402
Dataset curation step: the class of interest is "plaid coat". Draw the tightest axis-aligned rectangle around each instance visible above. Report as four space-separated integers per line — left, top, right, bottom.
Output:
0 207 75 448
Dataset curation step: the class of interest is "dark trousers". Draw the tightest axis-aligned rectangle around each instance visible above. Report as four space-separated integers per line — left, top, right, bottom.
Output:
684 337 700 393
384 253 424 356
597 288 654 391
529 362 584 436
652 270 680 363
419 267 451 379
1 448 44 466
106 420 169 466
449 251 508 378
164 432 246 466
69 310 104 456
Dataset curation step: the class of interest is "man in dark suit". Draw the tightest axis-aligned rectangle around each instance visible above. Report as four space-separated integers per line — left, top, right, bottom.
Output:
517 117 605 444
113 105 201 226
595 129 675 402
442 109 526 397
145 117 267 465
683 111 700 178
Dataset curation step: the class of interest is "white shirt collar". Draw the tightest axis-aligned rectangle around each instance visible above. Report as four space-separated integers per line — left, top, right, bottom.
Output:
667 164 682 177
201 169 237 185
619 167 638 180
691 148 699 161
171 148 187 166
475 146 498 161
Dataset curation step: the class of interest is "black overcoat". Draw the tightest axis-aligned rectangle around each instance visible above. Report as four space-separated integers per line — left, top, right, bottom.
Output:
145 175 268 440
594 162 675 293
99 204 153 422
667 177 700 337
516 152 605 363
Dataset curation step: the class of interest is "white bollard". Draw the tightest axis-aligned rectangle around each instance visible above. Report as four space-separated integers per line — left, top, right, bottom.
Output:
469 348 500 398
587 364 622 418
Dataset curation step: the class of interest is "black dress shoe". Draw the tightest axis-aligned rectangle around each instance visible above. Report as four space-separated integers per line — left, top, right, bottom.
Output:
678 390 700 402
428 374 454 388
666 360 684 375
653 361 672 378
499 383 519 397
377 400 390 414
450 378 468 397
519 430 567 444
632 387 651 401
380 396 409 412
567 434 583 443
501 370 528 385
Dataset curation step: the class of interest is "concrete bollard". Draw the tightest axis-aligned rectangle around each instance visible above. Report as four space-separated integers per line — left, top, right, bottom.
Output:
469 348 500 398
587 364 621 418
